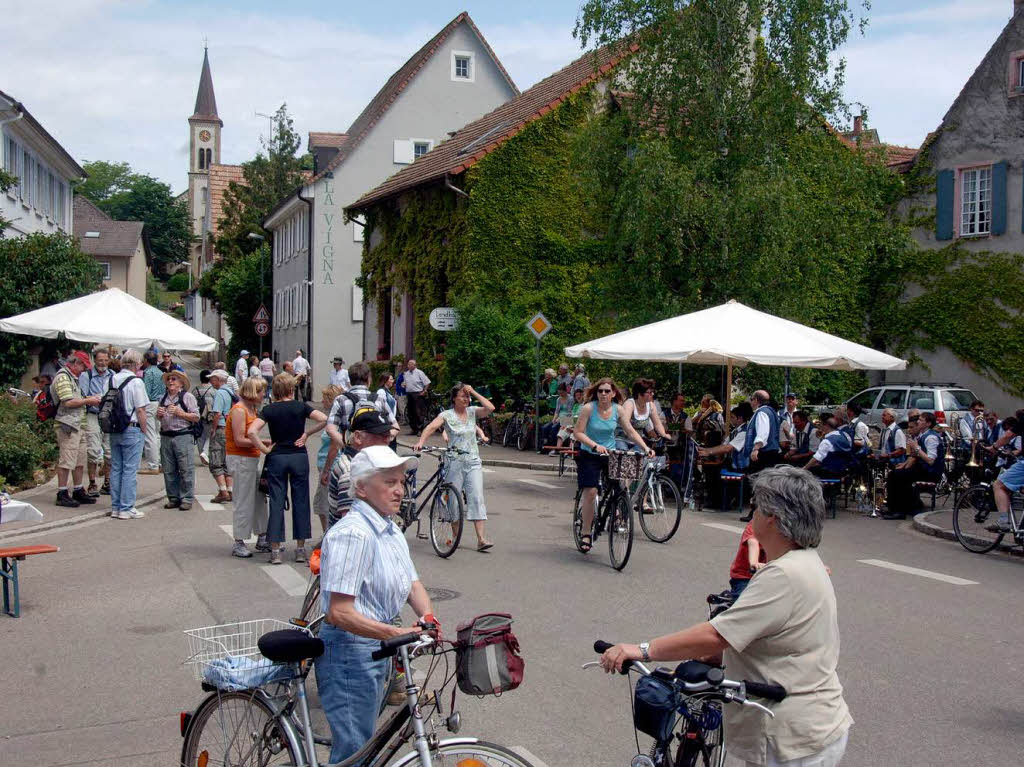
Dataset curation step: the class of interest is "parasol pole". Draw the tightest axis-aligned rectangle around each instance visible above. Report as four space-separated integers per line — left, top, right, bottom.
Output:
725 360 733 408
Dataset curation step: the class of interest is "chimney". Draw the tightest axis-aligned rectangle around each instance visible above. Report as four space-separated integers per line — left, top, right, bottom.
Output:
853 114 863 136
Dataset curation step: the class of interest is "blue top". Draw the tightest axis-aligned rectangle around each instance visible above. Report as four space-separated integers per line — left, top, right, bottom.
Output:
79 368 112 414
142 365 166 402
582 402 618 454
211 387 233 427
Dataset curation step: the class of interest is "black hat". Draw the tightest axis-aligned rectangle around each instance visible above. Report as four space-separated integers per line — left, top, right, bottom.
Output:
785 392 798 400
351 407 392 435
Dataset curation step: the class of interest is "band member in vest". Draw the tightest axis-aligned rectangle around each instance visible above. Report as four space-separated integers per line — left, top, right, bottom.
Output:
876 408 907 466
783 410 819 464
845 404 870 455
804 415 853 479
778 392 798 451
987 410 1024 531
742 390 781 473
982 410 1002 446
958 400 986 441
698 403 752 510
882 411 944 520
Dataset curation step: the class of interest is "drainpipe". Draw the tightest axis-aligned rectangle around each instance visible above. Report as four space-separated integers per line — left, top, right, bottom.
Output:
298 184 315 383
445 175 469 198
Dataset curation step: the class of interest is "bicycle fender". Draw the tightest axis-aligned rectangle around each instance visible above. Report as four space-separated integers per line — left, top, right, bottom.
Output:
388 738 482 767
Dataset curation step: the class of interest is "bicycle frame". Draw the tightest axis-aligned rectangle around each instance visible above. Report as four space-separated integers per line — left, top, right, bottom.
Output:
402 453 451 532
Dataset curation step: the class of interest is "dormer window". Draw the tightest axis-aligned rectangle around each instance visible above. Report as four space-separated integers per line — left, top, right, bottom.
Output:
413 141 431 159
1008 49 1024 95
451 51 474 82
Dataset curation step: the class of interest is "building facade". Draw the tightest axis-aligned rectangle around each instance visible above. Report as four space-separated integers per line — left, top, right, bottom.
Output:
1 89 84 237
73 196 150 300
265 12 518 391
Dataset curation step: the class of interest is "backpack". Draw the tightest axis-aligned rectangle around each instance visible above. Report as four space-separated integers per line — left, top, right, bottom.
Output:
98 377 134 434
35 388 58 422
193 386 210 420
341 389 386 431
161 391 204 441
454 613 524 696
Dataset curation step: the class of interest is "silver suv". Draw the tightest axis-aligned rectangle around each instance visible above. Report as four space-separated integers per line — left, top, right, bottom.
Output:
843 383 979 432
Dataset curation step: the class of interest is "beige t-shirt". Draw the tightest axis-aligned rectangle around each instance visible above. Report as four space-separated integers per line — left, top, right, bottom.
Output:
710 548 852 764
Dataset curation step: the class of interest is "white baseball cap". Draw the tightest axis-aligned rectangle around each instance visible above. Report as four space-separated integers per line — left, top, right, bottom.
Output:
349 445 418 486
239 349 250 356
209 369 229 379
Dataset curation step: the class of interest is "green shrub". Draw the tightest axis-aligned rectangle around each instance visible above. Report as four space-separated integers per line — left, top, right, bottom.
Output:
0 398 55 484
166 272 190 292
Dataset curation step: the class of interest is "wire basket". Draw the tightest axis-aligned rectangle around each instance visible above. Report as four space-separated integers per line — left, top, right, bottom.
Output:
183 618 303 684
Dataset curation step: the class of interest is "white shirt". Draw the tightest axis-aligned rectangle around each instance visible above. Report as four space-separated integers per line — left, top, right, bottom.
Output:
259 358 275 376
225 375 239 396
403 368 431 393
752 408 772 447
812 432 839 463
330 367 351 390
234 357 248 383
958 413 979 440
881 423 906 453
292 355 310 376
729 424 748 452
110 370 149 424
852 419 869 447
917 431 941 461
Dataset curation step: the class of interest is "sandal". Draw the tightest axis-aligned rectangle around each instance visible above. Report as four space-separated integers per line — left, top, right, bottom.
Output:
477 541 494 552
579 534 593 553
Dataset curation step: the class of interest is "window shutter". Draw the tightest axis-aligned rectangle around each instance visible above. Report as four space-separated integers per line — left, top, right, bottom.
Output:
935 169 954 240
393 139 414 165
992 161 1007 235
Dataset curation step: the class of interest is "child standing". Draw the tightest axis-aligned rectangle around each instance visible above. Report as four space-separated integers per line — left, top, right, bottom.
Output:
728 521 766 597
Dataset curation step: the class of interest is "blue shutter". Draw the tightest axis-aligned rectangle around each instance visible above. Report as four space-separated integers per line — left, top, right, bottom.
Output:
992 161 1007 236
935 169 954 241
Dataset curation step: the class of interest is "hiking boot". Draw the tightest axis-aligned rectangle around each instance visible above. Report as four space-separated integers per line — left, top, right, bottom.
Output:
226 490 233 502
179 502 192 511
56 490 80 508
269 549 283 565
164 500 181 509
232 541 253 558
255 535 271 553
72 487 97 505
86 483 100 497
294 546 308 563
211 490 230 504
100 480 111 495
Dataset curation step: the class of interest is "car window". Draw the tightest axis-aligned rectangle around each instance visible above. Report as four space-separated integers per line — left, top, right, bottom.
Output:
942 390 976 410
849 390 879 410
908 389 934 410
877 389 906 409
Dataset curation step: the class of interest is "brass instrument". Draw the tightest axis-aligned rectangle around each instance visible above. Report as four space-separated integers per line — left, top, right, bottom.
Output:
966 413 985 468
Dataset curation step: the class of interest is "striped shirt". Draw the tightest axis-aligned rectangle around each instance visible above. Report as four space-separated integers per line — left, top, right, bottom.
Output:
327 446 357 525
319 498 417 620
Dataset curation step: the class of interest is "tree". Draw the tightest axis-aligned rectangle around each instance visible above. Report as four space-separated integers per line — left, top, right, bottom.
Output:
0 232 103 386
205 245 272 358
77 160 190 278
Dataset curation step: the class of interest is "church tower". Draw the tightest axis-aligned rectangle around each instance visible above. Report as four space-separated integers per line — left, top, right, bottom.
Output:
187 47 222 274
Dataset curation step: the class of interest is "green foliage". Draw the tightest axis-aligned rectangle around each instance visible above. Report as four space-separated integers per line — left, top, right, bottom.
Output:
204 246 272 358
166 272 190 292
77 161 190 278
446 298 536 402
0 398 56 487
0 233 103 387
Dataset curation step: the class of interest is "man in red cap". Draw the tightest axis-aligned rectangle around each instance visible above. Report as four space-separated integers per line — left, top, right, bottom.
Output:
51 351 102 507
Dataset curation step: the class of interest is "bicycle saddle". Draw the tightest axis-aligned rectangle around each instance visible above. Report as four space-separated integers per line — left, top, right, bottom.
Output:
675 660 724 686
258 629 325 663
706 591 735 606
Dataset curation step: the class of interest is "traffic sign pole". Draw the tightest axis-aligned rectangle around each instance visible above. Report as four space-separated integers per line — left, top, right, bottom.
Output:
525 312 552 453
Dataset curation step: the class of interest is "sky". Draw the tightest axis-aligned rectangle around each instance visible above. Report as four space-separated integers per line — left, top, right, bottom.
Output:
3 0 1018 194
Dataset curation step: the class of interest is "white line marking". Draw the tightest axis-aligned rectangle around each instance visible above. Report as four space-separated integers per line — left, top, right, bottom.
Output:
702 522 745 534
516 478 560 490
858 559 978 586
0 518 107 543
218 524 256 543
194 494 227 511
481 468 495 473
260 564 310 596
511 747 549 767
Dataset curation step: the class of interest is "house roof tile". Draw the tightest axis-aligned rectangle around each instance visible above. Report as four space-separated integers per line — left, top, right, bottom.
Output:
73 196 145 258
308 131 348 150
208 163 245 236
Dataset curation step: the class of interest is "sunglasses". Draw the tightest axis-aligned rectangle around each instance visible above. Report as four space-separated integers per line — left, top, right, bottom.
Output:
597 388 613 394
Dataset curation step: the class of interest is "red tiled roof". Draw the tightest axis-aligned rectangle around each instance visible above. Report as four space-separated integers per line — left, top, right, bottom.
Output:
349 42 636 211
308 132 348 150
208 163 245 236
73 196 145 258
883 144 918 172
312 11 519 184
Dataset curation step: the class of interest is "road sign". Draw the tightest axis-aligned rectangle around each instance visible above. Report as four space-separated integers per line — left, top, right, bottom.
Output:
254 321 270 337
526 312 552 340
429 307 459 331
253 304 270 323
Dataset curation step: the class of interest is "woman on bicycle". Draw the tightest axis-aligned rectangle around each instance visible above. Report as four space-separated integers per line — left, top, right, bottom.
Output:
414 383 496 551
617 378 671 451
573 378 654 553
317 445 438 765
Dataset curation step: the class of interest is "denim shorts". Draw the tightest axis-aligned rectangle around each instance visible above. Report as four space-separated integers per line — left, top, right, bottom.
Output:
576 450 608 489
998 460 1024 492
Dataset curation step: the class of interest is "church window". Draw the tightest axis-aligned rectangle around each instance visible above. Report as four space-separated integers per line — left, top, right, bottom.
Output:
198 147 205 169
205 148 212 168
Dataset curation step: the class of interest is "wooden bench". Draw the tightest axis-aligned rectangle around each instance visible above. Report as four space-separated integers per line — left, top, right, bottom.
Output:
1 544 59 618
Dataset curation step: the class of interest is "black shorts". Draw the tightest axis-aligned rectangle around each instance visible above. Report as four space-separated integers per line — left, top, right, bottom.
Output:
576 450 608 489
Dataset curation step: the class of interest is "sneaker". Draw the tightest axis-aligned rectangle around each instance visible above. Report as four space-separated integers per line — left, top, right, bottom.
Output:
232 541 253 558
56 490 80 508
294 547 308 563
72 487 97 505
179 502 192 511
254 535 271 553
121 507 146 519
226 490 233 502
269 549 283 565
985 514 1011 533
199 450 209 466
137 467 161 475
87 483 100 497
100 481 111 495
164 500 181 509
110 510 127 519
387 672 407 705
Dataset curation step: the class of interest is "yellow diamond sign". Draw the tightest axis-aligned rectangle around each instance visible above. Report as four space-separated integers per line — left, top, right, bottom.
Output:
526 312 552 340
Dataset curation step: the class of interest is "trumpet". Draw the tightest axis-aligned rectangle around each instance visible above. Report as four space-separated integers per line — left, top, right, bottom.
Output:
966 413 985 468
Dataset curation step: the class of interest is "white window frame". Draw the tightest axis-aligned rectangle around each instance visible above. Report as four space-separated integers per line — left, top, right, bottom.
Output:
99 261 111 280
960 165 992 237
352 215 365 243
291 283 300 326
413 139 433 160
300 282 308 324
3 136 18 198
451 51 474 82
23 151 33 206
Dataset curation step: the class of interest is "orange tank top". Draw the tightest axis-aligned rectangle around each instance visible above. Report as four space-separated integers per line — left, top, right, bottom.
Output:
225 403 260 457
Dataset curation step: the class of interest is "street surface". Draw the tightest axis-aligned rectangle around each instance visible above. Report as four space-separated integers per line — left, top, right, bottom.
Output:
3 446 1024 766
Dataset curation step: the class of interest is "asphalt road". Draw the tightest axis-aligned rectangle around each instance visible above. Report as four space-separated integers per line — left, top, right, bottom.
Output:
3 455 1024 766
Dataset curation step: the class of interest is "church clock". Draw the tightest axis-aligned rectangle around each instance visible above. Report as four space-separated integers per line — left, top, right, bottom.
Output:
199 129 211 142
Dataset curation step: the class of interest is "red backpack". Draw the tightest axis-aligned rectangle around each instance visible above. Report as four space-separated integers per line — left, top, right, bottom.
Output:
454 613 525 696
35 388 58 422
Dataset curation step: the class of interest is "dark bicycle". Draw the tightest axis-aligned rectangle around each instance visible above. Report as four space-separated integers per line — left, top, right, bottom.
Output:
571 449 636 570
952 475 1024 554
501 398 535 451
398 445 467 558
585 638 785 767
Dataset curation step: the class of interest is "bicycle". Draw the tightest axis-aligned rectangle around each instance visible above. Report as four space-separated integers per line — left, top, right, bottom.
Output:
584 639 785 767
571 449 636 570
952 475 1024 554
180 618 535 766
631 450 683 544
399 445 467 558
501 399 535 452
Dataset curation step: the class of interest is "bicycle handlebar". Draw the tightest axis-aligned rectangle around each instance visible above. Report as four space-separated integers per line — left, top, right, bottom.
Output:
371 623 438 660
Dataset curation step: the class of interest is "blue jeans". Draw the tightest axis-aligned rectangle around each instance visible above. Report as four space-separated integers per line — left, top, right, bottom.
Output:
729 578 750 599
266 451 312 543
110 426 144 511
315 623 391 765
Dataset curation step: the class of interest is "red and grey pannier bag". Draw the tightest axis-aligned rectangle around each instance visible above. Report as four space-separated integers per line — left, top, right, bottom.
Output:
455 613 524 696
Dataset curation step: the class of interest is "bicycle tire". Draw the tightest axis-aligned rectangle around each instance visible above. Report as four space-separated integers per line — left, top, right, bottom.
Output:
180 690 301 767
607 492 634 570
572 488 587 552
638 475 683 543
953 485 1004 554
429 483 465 558
672 725 723 767
400 740 536 766
502 418 516 448
517 421 534 451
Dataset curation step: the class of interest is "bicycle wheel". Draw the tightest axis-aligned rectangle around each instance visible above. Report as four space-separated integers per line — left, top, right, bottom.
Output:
607 492 634 571
517 421 534 451
672 724 723 767
181 690 301 767
402 740 536 766
953 485 1004 554
298 574 323 630
638 475 683 543
429 484 465 558
572 489 587 552
502 418 516 447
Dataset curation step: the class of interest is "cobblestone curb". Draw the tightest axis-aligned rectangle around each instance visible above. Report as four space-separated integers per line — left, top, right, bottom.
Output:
0 490 166 541
912 509 1022 557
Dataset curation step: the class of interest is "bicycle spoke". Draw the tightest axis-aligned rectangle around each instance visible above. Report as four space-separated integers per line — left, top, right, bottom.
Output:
953 486 1004 554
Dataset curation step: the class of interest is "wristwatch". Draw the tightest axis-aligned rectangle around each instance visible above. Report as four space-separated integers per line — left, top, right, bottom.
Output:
639 642 651 662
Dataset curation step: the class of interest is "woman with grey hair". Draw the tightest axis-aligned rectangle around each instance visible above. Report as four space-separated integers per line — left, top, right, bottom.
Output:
600 465 851 767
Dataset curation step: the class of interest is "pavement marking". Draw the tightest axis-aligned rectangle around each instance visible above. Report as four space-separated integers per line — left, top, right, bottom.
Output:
260 564 310 596
701 522 746 534
516 478 560 490
194 494 227 511
857 559 979 586
511 747 549 767
218 524 257 543
0 517 108 543
481 467 496 473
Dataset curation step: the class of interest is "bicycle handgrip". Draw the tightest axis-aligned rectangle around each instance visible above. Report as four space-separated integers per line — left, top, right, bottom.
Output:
593 640 632 674
744 681 787 702
372 631 421 661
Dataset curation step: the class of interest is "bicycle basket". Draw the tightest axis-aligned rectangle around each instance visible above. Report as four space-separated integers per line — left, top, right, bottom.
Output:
184 618 301 689
633 674 679 743
608 451 643 481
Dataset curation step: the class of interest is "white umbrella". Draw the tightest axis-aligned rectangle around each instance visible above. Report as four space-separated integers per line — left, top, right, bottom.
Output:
564 300 906 396
0 287 217 352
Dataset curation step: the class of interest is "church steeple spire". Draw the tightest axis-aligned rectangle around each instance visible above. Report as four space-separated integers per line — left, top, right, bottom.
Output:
191 47 222 125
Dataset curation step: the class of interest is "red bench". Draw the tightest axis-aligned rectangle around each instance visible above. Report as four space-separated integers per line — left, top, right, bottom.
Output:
1 544 59 618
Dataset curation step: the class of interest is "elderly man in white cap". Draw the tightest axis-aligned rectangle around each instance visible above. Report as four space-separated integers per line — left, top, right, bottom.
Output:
235 349 250 385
